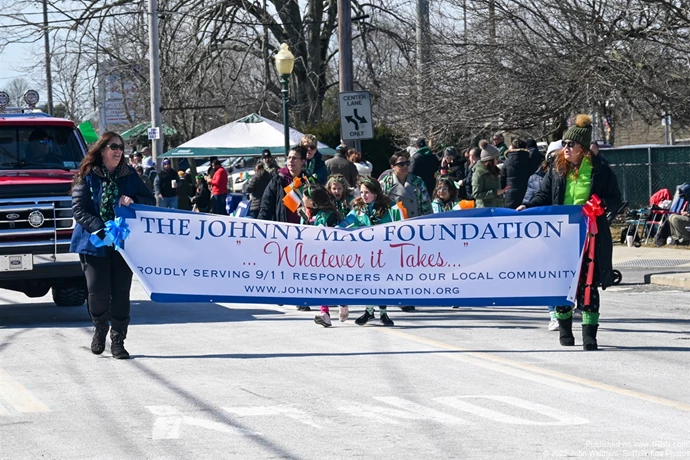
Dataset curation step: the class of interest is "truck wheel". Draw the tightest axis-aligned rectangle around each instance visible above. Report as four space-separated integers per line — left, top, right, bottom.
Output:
52 285 87 307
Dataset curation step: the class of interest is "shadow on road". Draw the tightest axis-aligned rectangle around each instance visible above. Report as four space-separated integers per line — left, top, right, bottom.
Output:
0 301 286 329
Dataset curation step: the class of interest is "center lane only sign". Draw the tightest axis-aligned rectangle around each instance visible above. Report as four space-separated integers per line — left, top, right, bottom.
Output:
338 91 374 141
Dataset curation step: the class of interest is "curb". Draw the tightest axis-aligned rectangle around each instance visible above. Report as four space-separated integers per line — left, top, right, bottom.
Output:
648 272 690 289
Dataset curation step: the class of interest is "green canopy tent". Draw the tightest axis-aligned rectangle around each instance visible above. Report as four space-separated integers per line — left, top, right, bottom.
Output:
160 113 335 158
121 122 177 141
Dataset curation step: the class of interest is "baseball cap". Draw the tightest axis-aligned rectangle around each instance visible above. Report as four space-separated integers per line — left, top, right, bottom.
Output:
262 149 272 158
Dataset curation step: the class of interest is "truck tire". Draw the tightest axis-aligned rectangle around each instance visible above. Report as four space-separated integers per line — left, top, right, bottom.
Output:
52 285 87 307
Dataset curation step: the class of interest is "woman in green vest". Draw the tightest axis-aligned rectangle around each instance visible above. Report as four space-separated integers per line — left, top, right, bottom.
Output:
518 115 622 351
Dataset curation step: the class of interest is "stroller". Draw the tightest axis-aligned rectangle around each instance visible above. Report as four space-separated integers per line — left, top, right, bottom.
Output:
606 201 628 286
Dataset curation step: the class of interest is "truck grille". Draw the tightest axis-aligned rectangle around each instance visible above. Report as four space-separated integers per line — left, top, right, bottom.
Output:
0 196 74 236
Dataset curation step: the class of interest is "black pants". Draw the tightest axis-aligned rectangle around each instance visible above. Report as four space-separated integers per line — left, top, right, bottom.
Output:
80 248 133 322
211 193 228 215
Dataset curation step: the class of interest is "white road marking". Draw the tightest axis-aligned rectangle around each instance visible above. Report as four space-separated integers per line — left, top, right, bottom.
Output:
434 396 589 425
605 287 633 292
223 405 324 428
146 405 259 439
375 397 471 425
0 367 48 414
337 403 427 425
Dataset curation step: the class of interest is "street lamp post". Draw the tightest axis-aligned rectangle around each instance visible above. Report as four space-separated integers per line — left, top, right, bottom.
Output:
274 43 295 156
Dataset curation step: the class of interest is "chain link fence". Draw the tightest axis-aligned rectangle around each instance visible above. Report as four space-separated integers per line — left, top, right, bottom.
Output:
604 146 690 209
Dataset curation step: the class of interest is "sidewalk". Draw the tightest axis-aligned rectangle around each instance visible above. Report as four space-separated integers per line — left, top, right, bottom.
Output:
613 244 690 289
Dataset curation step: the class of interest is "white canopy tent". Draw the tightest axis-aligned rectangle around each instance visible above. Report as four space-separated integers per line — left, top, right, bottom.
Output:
161 113 335 158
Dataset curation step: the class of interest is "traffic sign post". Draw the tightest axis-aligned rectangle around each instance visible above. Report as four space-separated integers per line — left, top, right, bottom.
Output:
339 91 373 141
148 127 161 140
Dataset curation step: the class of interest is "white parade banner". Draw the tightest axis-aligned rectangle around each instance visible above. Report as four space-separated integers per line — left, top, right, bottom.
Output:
115 205 586 307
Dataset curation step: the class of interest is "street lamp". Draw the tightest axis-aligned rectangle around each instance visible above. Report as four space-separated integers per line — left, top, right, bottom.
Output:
275 43 295 157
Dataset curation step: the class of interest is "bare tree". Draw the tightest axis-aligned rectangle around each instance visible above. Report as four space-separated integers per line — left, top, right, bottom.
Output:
6 77 32 106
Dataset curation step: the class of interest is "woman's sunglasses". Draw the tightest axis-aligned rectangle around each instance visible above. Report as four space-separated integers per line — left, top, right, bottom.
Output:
394 161 411 167
563 141 577 148
107 143 125 151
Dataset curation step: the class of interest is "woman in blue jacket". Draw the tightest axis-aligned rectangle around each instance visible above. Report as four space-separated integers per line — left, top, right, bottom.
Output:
70 132 155 359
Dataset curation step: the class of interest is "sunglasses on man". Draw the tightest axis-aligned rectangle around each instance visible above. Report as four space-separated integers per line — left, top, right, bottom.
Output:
394 161 411 167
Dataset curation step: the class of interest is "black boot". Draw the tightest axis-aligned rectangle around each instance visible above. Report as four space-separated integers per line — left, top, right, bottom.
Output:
110 319 130 359
582 324 599 351
558 317 575 346
90 312 110 355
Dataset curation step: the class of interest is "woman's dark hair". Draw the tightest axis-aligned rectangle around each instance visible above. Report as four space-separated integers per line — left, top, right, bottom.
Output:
254 163 265 173
389 151 409 167
352 178 391 217
290 145 307 159
433 177 458 202
74 131 124 186
347 148 362 163
483 160 501 177
304 184 342 220
511 138 527 150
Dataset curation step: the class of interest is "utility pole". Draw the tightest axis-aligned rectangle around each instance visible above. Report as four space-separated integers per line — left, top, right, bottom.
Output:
416 0 429 134
42 0 53 116
337 0 356 149
148 0 164 163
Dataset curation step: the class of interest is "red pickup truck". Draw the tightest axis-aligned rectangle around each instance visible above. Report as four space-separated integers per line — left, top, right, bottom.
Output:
0 108 88 306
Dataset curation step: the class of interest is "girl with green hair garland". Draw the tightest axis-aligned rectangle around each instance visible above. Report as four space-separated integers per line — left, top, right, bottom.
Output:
326 174 354 216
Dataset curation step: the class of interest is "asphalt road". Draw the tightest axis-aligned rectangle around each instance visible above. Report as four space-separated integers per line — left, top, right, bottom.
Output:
1 267 690 460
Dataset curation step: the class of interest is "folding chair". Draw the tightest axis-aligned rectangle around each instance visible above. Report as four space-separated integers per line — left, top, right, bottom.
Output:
644 208 670 244
625 208 648 246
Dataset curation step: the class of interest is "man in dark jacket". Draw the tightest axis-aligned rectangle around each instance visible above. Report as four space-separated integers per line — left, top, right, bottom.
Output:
258 145 308 223
326 144 358 187
525 138 545 173
246 163 272 218
492 133 508 161
464 147 480 199
410 137 439 194
262 149 279 176
500 139 534 209
439 146 467 199
154 159 179 208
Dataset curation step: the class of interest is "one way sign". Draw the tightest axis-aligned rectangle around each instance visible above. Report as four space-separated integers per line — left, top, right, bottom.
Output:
338 91 374 141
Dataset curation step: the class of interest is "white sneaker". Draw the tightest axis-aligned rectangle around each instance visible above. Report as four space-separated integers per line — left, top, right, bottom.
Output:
548 318 559 331
314 312 332 327
339 306 349 322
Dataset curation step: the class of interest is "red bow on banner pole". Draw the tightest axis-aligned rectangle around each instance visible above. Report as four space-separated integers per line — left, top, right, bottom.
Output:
582 194 605 236
581 194 604 307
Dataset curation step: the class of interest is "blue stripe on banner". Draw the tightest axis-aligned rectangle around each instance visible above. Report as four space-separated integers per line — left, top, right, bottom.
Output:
149 292 570 307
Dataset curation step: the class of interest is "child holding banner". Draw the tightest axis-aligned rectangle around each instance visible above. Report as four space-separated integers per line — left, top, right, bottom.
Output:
343 179 405 327
326 174 353 217
298 184 348 327
432 177 460 213
518 115 621 350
